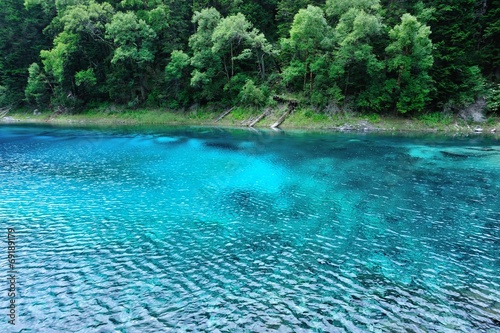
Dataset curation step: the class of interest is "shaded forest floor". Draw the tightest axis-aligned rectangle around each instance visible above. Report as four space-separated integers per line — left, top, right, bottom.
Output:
3 106 499 136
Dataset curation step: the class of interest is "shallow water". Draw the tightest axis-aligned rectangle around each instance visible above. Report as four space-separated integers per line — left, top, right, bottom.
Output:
0 125 499 332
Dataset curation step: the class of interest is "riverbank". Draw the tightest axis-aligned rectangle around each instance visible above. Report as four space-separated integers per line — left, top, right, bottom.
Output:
2 106 499 135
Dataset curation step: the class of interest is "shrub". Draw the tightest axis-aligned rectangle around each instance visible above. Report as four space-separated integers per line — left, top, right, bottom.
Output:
238 79 266 107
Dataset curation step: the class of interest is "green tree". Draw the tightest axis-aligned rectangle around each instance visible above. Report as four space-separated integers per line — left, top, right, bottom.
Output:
386 13 433 113
106 11 156 65
233 0 279 41
164 50 191 106
188 8 273 102
327 0 386 110
281 5 332 100
0 0 53 106
275 0 323 38
239 79 266 106
38 0 114 107
188 7 224 101
212 13 273 83
105 11 157 102
118 0 170 55
478 0 500 81
325 0 380 19
425 0 485 110
25 62 52 107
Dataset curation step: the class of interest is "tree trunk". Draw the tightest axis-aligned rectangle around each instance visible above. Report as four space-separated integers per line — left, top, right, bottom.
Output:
223 56 230 84
230 43 234 78
303 63 307 91
257 52 266 79
397 64 405 86
262 55 265 79
344 67 350 106
309 71 313 94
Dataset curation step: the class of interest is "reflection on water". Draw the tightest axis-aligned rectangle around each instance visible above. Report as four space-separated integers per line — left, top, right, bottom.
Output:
0 125 499 332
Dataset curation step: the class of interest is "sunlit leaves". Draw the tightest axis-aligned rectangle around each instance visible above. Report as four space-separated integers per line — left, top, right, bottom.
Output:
386 13 433 113
41 31 78 82
187 8 273 100
325 0 380 21
106 11 156 64
324 0 386 109
281 5 331 95
75 68 96 86
59 1 114 38
165 50 190 80
25 63 51 107
189 8 222 90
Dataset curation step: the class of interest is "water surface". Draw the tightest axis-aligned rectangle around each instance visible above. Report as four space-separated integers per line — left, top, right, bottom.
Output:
0 125 499 332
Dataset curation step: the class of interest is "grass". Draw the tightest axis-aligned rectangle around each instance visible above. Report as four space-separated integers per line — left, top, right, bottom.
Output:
286 108 331 128
417 112 454 128
3 106 499 135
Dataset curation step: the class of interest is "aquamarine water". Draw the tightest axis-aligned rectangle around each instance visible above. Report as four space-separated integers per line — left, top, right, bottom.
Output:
0 125 499 332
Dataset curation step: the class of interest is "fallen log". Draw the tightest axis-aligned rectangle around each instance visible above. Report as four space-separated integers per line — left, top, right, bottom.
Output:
214 107 234 123
248 108 270 127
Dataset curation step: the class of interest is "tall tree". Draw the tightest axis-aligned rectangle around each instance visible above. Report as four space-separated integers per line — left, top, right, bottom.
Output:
188 7 224 101
164 49 191 106
425 0 485 110
105 11 157 102
281 5 332 103
35 0 114 107
275 0 323 38
326 0 387 110
212 13 273 83
187 8 273 102
477 0 500 81
386 13 433 113
0 0 52 107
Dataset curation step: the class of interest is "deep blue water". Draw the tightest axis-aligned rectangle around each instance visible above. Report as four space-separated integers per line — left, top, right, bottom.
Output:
0 125 499 332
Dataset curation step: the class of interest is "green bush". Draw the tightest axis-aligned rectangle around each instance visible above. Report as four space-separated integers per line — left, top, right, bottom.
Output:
239 79 266 107
485 83 500 114
364 113 381 123
419 112 453 126
0 85 6 107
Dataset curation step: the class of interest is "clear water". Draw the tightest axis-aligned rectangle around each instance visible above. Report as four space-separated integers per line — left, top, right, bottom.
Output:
0 125 499 333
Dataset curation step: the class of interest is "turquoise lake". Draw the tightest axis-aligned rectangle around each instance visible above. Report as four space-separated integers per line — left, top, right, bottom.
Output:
0 125 499 332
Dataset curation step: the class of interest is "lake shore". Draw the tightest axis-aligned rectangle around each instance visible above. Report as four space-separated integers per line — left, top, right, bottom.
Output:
2 107 499 135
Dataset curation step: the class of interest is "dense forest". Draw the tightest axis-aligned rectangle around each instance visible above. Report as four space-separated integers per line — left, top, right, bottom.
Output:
0 0 499 117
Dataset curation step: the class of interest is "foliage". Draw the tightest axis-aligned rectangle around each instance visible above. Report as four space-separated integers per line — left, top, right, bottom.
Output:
485 83 500 114
239 79 266 106
0 0 52 106
281 5 331 98
106 12 156 64
165 50 190 80
188 8 224 100
25 63 51 107
418 112 454 126
0 0 494 117
187 8 273 102
163 50 191 106
385 13 433 113
327 0 386 110
0 85 7 107
425 0 485 111
75 68 97 87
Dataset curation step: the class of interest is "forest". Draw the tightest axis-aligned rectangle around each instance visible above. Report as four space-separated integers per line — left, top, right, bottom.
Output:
0 0 499 118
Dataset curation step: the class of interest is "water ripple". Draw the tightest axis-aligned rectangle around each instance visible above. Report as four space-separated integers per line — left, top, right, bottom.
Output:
0 126 499 332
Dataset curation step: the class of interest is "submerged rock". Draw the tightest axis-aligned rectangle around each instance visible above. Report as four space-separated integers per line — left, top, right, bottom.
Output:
155 136 181 144
204 141 239 151
441 150 470 159
441 147 499 159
